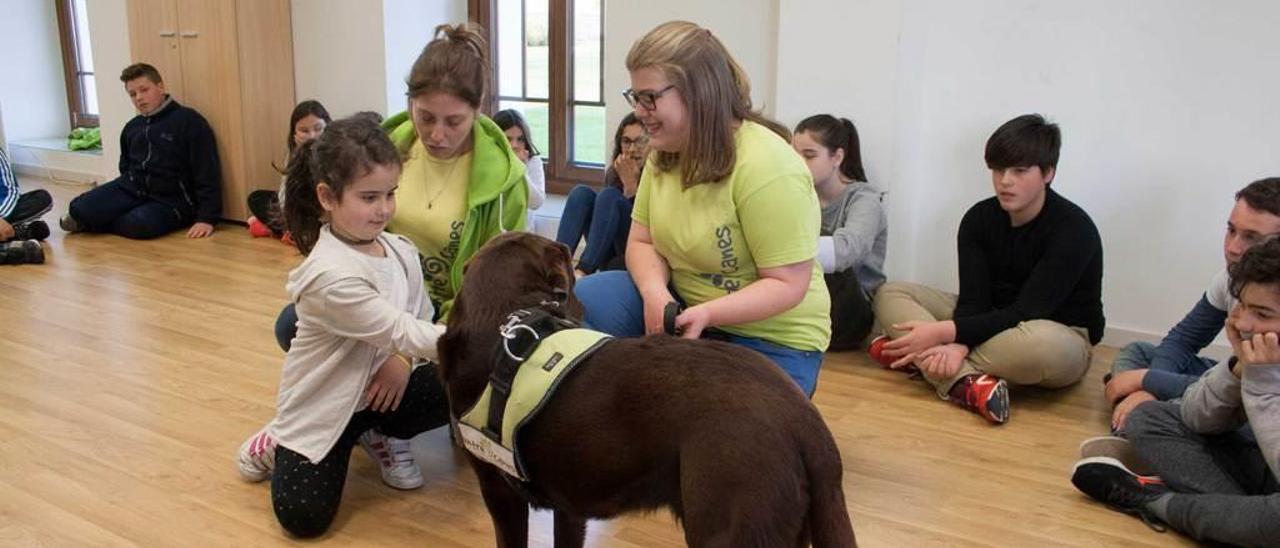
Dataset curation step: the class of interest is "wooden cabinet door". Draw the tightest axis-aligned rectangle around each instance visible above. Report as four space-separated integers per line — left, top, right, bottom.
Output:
126 0 184 99
174 0 249 220
236 0 296 196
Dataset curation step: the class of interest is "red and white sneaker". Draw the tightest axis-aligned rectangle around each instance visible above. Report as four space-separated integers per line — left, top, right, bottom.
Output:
246 216 273 238
867 336 921 375
947 374 1010 424
237 427 277 482
359 431 424 490
867 336 894 367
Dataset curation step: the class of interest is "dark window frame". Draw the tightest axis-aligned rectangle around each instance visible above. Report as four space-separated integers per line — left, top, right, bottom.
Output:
470 0 606 194
54 0 99 128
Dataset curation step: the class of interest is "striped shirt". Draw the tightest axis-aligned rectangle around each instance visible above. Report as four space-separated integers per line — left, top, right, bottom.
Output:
0 147 19 218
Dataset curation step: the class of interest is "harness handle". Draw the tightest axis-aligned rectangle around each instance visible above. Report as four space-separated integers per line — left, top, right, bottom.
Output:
663 301 684 336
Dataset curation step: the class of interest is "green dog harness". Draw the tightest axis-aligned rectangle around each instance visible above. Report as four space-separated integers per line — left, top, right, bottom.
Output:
458 307 612 481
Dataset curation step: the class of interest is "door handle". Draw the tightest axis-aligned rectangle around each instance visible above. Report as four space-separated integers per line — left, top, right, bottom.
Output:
180 31 199 38
159 30 176 37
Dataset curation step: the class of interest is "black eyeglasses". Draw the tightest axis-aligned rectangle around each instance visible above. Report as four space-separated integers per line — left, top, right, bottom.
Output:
622 84 676 110
620 135 649 148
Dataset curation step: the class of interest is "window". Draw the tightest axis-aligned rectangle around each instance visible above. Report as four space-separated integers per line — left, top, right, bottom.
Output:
55 0 98 128
471 0 606 191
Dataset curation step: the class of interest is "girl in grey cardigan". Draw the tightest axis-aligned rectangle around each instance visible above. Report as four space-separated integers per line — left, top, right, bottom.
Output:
793 115 887 350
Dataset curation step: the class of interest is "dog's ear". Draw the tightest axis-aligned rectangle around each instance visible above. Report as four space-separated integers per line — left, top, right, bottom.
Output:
542 240 574 291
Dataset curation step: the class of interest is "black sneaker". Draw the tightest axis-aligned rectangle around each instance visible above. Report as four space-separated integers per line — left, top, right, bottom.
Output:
0 240 45 265
1071 456 1168 532
13 220 50 241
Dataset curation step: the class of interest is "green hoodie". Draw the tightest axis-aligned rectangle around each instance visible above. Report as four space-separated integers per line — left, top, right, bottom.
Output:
383 111 529 320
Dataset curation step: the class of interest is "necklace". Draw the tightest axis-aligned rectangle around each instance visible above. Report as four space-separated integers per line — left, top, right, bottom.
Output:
424 150 464 210
330 226 377 247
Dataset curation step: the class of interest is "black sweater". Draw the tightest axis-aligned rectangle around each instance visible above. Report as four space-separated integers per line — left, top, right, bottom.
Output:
954 188 1105 346
118 97 222 223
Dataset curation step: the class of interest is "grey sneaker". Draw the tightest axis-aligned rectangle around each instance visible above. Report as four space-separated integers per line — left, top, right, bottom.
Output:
1080 436 1155 477
59 214 81 233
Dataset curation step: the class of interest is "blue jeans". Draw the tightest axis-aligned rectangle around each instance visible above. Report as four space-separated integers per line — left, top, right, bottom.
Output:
1110 340 1219 402
574 270 824 396
68 178 188 239
1111 341 1217 375
555 185 632 274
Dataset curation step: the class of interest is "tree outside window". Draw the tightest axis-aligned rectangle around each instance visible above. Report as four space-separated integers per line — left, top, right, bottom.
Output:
474 0 606 191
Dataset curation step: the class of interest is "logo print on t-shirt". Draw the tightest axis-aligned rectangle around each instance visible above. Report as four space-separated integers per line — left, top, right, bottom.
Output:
701 225 742 292
422 220 465 305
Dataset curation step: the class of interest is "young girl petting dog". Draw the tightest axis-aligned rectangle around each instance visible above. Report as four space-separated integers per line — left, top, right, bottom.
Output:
235 116 451 538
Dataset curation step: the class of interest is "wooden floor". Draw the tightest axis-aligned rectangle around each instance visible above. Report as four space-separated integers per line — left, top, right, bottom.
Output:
0 176 1194 547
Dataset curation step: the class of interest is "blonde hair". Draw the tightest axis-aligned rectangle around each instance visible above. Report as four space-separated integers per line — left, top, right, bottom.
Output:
407 23 490 108
625 21 788 186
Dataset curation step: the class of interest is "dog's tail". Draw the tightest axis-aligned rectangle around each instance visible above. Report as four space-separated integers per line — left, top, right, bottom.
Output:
801 418 857 547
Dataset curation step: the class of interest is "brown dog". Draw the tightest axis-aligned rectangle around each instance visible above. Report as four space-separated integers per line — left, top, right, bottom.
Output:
438 232 856 547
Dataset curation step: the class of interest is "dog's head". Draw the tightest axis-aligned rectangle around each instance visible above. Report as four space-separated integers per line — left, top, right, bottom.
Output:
439 232 583 388
459 231 579 315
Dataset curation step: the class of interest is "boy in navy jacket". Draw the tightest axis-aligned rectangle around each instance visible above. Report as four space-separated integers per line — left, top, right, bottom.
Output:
61 63 221 239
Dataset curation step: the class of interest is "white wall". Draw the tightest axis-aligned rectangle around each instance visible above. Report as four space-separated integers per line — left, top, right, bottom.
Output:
603 0 780 157
292 0 388 118
775 0 908 279
382 0 466 116
84 0 133 178
292 0 465 119
0 0 72 143
774 0 1280 344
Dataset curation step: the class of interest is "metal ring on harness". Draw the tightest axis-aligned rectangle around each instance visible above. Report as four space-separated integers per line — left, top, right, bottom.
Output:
500 323 541 362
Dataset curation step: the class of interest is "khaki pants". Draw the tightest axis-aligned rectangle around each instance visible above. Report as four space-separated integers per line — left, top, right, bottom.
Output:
873 281 1093 398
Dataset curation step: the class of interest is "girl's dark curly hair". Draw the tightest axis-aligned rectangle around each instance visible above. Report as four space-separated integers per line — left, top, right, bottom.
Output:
1229 236 1280 299
283 116 400 255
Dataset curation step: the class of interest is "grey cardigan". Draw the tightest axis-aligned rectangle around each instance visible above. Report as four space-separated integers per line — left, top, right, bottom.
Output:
820 182 888 293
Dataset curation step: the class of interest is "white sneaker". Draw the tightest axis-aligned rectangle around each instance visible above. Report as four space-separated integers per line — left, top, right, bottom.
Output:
358 430 424 490
237 428 276 482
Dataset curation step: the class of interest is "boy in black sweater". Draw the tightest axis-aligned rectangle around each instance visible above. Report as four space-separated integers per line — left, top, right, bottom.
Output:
61 63 221 239
872 114 1104 424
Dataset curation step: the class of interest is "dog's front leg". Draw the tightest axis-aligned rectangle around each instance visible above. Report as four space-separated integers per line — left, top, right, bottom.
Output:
474 463 530 548
553 510 586 548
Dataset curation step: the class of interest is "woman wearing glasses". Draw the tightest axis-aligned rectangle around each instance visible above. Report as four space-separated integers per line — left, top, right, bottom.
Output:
555 113 648 277
574 21 831 396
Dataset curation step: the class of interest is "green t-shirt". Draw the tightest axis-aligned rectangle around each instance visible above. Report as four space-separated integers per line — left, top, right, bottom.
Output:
632 121 831 351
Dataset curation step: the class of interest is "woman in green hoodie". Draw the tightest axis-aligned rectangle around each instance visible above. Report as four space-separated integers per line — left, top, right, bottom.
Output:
274 23 525 329
383 23 528 321
275 23 527 349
